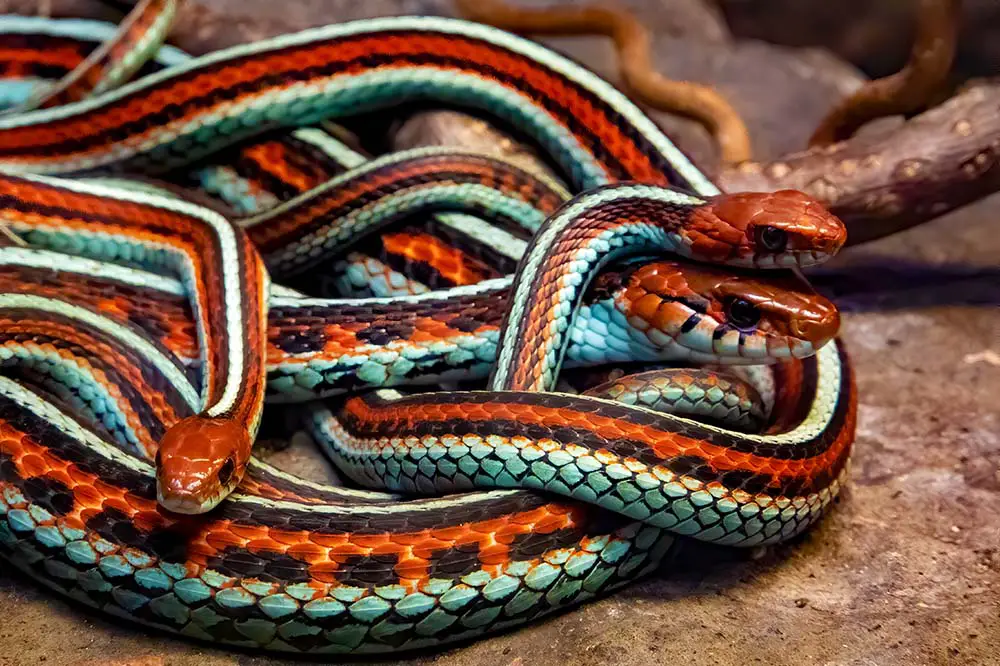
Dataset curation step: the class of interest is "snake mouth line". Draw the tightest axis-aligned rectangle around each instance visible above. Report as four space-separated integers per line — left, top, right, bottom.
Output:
156 488 219 515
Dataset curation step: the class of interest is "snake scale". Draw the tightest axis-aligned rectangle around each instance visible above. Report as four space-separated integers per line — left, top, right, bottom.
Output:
0 8 855 655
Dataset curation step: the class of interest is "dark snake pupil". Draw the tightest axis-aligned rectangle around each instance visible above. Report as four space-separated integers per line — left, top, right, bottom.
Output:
759 226 788 252
727 298 761 330
218 458 235 486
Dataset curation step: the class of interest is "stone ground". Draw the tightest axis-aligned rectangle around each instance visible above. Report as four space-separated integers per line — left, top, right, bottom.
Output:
0 2 998 665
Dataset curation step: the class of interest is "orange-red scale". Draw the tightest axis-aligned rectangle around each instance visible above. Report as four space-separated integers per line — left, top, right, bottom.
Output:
381 232 498 286
0 33 672 187
343 391 855 493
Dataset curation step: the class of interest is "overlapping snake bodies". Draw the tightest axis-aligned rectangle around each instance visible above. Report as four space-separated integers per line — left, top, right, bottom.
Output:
0 170 269 513
0 246 839 399
0 16 719 194
0 279 852 652
0 10 855 654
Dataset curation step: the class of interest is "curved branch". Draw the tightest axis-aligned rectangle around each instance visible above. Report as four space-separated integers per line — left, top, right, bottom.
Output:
809 0 961 147
721 80 1000 245
455 0 753 163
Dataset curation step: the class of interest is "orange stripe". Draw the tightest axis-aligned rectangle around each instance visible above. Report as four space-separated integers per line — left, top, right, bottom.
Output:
0 420 590 589
0 46 85 70
0 33 668 184
345 390 855 486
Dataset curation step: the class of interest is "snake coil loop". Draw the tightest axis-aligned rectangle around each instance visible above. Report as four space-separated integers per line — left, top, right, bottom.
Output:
0 9 854 655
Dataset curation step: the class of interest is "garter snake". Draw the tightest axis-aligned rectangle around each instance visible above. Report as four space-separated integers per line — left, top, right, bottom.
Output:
0 10 855 654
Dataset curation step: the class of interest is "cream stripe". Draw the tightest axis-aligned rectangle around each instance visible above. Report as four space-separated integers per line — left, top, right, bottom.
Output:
0 294 200 410
0 17 718 193
0 174 246 416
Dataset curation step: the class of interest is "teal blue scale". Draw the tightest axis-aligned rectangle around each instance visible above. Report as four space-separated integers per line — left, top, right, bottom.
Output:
325 430 827 548
566 299 670 365
17 228 174 277
0 486 676 653
124 70 609 192
334 255 431 299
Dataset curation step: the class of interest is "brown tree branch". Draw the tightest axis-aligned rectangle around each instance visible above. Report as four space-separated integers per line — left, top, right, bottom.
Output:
721 80 1000 245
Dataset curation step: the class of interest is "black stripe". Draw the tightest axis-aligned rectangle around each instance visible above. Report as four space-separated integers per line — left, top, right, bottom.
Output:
267 286 509 338
350 343 852 465
2 32 694 188
0 388 577 537
243 462 403 506
680 313 701 334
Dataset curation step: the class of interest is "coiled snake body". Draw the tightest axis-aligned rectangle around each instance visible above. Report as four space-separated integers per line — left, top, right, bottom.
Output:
0 12 855 654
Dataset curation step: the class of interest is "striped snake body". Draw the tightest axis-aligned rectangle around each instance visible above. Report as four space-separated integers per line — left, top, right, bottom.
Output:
0 11 855 655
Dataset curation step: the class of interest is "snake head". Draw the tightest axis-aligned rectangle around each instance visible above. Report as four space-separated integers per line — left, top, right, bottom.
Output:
155 416 250 515
618 259 840 363
686 190 847 268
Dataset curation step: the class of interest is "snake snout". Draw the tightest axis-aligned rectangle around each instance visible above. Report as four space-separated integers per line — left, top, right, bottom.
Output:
155 416 249 514
789 300 841 346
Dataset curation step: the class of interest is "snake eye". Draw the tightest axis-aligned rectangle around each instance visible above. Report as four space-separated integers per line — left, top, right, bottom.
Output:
218 458 235 486
726 298 761 331
756 225 788 253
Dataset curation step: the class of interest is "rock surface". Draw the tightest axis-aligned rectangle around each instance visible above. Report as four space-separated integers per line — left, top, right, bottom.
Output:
0 2 998 665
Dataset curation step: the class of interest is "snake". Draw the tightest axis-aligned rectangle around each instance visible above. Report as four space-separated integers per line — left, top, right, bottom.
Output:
0 156 842 511
0 9 856 655
3 0 181 113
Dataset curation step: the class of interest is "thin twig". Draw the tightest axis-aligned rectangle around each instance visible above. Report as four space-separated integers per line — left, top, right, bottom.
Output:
455 0 753 163
809 0 961 147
